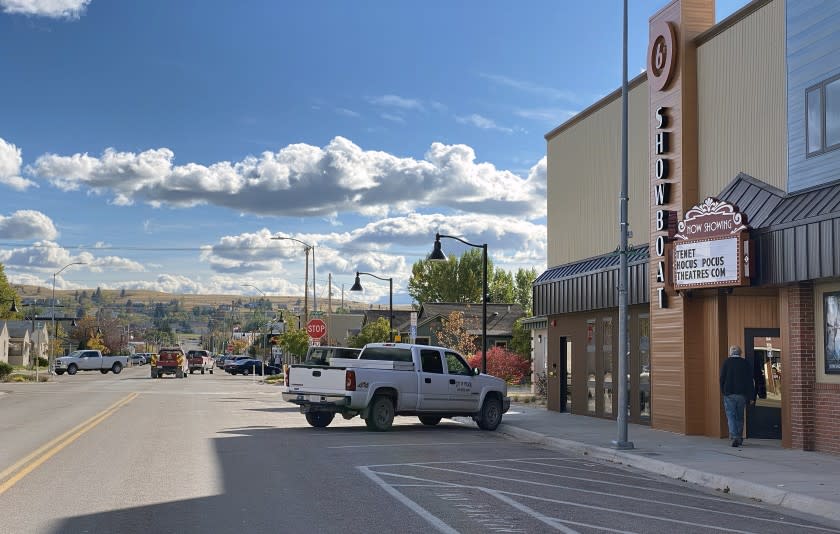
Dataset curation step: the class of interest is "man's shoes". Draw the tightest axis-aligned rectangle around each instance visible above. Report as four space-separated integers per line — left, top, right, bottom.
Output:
731 439 739 447
735 438 743 447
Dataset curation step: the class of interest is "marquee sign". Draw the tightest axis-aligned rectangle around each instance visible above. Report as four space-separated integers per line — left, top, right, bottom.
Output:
671 198 751 290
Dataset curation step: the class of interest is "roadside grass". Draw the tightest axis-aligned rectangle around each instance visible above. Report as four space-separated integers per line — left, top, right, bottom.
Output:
3 374 50 383
263 374 284 384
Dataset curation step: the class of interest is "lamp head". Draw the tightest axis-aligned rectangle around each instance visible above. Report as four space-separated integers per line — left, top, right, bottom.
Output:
349 273 363 292
428 234 447 261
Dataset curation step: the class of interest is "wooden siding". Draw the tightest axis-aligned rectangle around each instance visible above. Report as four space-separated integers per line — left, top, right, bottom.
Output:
546 81 649 267
788 0 840 192
696 0 786 198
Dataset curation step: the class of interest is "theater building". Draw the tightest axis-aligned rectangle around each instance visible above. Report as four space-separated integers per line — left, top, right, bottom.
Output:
535 0 840 453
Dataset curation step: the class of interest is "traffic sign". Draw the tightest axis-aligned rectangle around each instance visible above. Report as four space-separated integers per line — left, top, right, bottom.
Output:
306 319 327 339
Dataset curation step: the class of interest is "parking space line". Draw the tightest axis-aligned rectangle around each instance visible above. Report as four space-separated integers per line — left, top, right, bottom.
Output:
481 488 581 534
330 442 479 449
358 466 460 534
0 392 138 496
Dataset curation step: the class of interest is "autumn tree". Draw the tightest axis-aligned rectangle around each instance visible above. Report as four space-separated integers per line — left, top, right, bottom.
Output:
278 328 309 359
432 311 478 356
489 269 515 304
0 264 21 320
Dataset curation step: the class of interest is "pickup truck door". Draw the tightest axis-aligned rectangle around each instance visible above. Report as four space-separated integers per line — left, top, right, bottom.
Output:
418 349 449 411
80 351 100 370
445 351 479 412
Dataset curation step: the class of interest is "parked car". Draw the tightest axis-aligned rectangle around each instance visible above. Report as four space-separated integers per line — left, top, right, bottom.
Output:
187 349 214 374
54 350 129 376
129 354 147 366
227 358 280 375
224 355 253 373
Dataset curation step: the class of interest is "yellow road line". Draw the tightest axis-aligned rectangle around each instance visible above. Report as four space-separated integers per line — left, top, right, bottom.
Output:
0 392 138 495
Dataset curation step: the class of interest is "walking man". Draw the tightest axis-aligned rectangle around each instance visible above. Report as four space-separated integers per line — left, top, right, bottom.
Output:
720 345 754 447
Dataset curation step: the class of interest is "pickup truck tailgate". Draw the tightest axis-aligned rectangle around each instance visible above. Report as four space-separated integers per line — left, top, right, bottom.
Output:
287 366 347 394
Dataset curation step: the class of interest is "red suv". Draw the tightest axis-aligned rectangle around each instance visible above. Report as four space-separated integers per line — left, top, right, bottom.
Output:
187 349 214 375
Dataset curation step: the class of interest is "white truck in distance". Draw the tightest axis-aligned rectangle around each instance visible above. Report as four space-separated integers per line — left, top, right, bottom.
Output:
54 350 129 376
282 343 510 431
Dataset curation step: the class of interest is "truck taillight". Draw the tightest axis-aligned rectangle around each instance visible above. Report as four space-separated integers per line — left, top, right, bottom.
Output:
345 370 356 391
284 365 289 387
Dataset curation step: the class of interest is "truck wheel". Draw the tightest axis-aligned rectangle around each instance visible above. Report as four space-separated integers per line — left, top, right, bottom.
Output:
418 416 442 426
189 369 194 374
67 364 77 376
243 368 251 376
201 368 205 375
176 369 184 379
477 396 503 431
55 371 65 375
151 369 157 379
209 369 213 374
112 362 122 374
305 412 335 428
100 369 109 374
366 396 395 432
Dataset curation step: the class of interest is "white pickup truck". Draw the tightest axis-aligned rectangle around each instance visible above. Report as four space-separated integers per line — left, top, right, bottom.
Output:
282 343 510 431
54 350 129 376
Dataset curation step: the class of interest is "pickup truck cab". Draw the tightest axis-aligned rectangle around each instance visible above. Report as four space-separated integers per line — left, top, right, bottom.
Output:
54 350 128 376
151 347 189 379
282 343 510 432
187 349 214 374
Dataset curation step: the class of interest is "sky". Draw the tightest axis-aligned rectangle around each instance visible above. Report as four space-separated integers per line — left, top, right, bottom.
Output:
0 0 750 306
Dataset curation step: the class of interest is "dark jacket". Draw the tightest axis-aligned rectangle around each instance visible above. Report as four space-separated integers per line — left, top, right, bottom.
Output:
720 356 754 398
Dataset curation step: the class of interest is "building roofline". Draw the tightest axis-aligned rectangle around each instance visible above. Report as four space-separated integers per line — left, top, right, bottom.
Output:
544 0 776 143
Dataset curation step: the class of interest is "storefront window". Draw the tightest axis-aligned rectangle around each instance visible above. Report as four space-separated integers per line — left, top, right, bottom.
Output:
586 319 596 414
639 315 651 420
602 317 613 416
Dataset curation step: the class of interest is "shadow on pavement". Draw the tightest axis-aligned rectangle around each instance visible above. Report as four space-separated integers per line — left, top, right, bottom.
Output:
48 420 465 534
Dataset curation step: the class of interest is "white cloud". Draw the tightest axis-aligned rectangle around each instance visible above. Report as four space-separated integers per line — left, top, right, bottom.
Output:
30 136 547 219
336 108 361 118
380 113 405 123
0 241 144 273
455 114 513 133
0 137 37 191
515 107 577 124
0 0 90 19
368 95 423 110
0 210 58 240
479 73 579 103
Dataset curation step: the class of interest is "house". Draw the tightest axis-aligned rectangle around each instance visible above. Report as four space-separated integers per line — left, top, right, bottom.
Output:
322 313 364 346
29 322 50 363
411 303 525 350
0 322 9 364
4 321 32 366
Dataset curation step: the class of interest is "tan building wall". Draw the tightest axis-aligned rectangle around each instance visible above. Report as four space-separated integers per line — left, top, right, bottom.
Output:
546 78 650 267
696 0 786 199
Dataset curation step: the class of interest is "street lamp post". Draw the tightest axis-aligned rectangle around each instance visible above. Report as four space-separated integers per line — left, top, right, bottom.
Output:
350 272 393 341
51 262 85 374
272 236 316 321
429 233 488 373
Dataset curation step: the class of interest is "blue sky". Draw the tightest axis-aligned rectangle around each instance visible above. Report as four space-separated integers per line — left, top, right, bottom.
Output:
0 0 749 306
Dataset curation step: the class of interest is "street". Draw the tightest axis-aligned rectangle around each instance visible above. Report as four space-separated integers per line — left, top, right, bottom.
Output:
1 368 837 534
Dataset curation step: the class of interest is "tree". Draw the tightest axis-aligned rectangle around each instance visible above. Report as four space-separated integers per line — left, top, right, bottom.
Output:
489 269 515 304
0 264 21 320
508 318 531 359
278 328 309 359
514 267 537 315
432 311 477 356
408 249 495 305
347 317 392 348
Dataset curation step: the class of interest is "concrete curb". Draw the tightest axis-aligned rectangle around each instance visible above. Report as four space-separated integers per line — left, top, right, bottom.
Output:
497 423 840 526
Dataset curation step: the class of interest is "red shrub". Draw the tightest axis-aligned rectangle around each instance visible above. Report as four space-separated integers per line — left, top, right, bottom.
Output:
467 346 530 384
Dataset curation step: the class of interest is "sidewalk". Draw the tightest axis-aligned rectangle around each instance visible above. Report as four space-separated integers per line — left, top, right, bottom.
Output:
497 403 840 527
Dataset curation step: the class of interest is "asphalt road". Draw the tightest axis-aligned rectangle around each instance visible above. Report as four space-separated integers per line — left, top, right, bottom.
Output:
1 367 838 534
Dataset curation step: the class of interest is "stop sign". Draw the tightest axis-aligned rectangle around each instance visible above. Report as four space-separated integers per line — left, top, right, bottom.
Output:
306 319 327 339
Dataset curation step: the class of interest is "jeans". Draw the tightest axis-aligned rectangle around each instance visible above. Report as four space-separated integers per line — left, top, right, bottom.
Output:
723 394 746 440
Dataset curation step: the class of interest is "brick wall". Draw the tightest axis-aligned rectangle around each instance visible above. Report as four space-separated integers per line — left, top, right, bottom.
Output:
815 383 840 454
788 282 816 451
